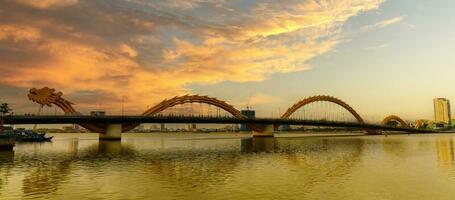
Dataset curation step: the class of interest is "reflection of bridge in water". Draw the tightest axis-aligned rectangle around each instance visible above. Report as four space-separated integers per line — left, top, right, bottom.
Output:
3 135 455 198
0 136 366 198
3 87 437 140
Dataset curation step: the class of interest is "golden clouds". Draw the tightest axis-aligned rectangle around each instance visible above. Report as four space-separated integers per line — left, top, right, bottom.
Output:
2 39 136 89
16 0 78 9
247 0 384 38
0 25 40 42
0 0 386 113
120 44 138 58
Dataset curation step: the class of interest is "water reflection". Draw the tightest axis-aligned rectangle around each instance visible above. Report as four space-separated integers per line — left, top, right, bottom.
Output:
3 134 455 199
436 137 455 172
275 137 364 179
241 137 276 153
68 139 78 157
0 151 14 195
238 137 366 197
97 140 136 156
145 151 242 193
22 159 72 198
241 137 364 154
18 139 139 199
80 140 137 158
382 137 409 157
19 139 80 199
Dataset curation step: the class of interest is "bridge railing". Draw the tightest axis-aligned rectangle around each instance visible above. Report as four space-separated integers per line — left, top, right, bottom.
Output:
1 115 437 133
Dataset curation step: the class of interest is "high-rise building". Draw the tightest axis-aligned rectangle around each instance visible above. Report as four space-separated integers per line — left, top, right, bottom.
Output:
434 98 451 126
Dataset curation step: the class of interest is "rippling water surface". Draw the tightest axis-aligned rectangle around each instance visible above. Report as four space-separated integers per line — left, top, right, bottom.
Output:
1 133 455 200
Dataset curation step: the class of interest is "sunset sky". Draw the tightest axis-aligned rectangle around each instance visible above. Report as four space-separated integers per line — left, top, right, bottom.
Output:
0 0 454 122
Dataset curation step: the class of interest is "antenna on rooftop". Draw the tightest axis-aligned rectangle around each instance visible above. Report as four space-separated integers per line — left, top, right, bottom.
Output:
246 94 252 110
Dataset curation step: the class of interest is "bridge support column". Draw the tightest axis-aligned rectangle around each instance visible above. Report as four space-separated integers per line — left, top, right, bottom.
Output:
253 125 275 137
99 124 122 140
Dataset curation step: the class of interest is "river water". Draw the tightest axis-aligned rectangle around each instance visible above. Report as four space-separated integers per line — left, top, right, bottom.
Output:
1 133 455 200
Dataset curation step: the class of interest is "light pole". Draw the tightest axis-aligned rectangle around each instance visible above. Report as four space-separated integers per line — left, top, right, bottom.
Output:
121 95 125 116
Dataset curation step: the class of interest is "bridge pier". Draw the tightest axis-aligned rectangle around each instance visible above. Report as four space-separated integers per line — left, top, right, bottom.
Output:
99 124 122 140
253 125 275 137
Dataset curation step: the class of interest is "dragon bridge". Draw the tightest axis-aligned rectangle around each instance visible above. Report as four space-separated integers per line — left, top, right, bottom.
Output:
27 87 382 135
28 88 264 133
381 115 409 128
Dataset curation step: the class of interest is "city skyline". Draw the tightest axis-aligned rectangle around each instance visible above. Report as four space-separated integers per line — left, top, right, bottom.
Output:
1 0 455 122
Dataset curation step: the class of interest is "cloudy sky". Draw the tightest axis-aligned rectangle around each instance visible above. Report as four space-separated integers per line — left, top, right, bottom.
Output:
0 0 454 122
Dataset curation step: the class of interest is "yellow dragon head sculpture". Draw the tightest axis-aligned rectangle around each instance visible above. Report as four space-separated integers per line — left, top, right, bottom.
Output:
28 87 68 107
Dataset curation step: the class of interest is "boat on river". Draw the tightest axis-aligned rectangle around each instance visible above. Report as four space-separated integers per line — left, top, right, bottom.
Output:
13 129 53 142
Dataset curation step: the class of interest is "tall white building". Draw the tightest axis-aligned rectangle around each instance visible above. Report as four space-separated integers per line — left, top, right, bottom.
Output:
434 98 451 125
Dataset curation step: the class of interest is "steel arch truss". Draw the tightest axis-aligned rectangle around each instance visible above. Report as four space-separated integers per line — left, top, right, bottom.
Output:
281 95 365 123
123 95 265 132
381 115 409 128
142 95 243 117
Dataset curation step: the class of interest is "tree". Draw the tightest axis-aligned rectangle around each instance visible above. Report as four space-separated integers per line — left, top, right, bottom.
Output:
0 103 12 115
0 103 12 129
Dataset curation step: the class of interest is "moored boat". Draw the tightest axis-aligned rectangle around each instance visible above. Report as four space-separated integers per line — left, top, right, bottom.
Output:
14 129 53 142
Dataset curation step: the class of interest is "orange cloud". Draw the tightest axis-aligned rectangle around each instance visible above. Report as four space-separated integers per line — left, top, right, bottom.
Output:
16 0 78 9
0 25 40 42
0 0 385 114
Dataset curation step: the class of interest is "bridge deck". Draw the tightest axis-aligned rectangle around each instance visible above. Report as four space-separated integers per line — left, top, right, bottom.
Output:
2 115 436 133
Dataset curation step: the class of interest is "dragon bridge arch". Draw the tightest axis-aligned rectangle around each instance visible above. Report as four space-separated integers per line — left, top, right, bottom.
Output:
279 95 380 134
143 95 243 117
123 95 264 132
281 95 365 123
381 115 409 128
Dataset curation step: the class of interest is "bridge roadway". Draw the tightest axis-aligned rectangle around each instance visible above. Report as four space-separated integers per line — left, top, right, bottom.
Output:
2 115 435 134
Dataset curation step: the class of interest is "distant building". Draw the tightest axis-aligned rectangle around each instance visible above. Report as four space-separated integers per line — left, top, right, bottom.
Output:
240 109 255 131
415 119 430 129
160 123 166 132
278 124 292 131
150 124 160 132
187 124 197 132
90 111 106 116
434 98 451 126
